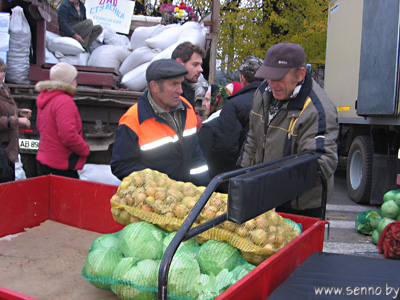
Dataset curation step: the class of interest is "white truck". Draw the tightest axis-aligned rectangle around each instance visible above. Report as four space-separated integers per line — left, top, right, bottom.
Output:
324 0 400 204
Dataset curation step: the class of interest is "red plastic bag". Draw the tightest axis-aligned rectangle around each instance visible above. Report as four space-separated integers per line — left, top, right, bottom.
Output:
377 221 400 259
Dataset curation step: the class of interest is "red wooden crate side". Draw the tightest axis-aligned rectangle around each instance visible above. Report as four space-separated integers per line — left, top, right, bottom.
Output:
0 287 39 300
216 216 327 300
0 176 50 237
48 175 124 233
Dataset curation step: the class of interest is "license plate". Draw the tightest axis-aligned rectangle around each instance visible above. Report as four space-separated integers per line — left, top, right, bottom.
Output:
19 138 40 151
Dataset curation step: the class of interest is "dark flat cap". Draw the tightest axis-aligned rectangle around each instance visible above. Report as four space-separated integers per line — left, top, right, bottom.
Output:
146 58 188 83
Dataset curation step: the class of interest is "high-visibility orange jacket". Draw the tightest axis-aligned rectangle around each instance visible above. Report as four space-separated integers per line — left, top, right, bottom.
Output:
111 91 210 186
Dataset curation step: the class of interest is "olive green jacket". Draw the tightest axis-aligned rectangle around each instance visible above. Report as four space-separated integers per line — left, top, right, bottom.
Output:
240 74 339 210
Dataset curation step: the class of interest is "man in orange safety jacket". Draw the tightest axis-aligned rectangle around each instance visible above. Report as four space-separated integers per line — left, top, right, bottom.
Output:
111 59 210 187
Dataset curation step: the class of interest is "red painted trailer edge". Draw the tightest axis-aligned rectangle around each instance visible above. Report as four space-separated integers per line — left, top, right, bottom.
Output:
0 176 327 300
0 287 39 300
216 217 326 299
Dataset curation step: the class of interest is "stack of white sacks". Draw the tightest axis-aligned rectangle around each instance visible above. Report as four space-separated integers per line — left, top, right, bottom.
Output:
45 21 207 92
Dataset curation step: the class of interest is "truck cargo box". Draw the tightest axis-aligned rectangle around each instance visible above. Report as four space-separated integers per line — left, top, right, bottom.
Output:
0 176 327 300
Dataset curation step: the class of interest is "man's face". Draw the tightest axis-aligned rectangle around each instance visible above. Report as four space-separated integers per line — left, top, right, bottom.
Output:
267 67 306 100
182 52 203 83
150 77 184 112
202 88 211 118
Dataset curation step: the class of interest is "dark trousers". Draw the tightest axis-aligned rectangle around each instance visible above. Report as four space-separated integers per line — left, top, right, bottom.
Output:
0 161 15 183
38 161 79 179
72 19 102 50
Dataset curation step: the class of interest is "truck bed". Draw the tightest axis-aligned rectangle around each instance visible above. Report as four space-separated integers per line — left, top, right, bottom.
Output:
0 220 117 300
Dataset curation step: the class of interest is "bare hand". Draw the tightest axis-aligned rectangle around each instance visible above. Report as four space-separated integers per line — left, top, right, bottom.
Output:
20 108 32 119
73 33 84 44
18 117 31 129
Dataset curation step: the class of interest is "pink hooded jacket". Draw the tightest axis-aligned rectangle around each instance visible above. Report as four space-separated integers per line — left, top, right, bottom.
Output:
35 80 89 170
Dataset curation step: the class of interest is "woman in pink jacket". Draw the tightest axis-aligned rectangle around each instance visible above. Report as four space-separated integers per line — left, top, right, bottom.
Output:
35 62 89 178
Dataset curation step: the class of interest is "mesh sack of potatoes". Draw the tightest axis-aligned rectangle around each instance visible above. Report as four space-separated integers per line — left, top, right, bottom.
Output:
110 169 300 265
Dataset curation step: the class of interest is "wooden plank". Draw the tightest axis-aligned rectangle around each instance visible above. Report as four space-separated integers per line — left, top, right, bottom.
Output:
42 63 120 75
29 64 119 89
208 0 220 84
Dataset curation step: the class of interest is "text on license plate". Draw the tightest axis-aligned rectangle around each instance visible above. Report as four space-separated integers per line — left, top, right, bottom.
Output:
19 139 40 150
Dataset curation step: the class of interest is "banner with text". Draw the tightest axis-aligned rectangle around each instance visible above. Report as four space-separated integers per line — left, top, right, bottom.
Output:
86 0 135 35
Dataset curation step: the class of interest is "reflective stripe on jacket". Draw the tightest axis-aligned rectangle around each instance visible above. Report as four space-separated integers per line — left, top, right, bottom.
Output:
111 91 210 186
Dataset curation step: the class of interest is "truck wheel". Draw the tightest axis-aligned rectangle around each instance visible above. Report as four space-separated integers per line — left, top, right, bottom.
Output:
346 136 373 204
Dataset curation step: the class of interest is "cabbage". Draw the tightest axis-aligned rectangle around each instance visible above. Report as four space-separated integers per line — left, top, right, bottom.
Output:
83 247 123 289
381 200 400 219
355 210 382 235
395 192 400 206
112 259 159 300
371 229 380 245
90 233 120 251
197 240 243 276
231 262 256 281
383 190 397 202
168 252 201 299
112 257 137 280
377 217 396 233
118 221 165 260
195 269 235 299
162 231 199 253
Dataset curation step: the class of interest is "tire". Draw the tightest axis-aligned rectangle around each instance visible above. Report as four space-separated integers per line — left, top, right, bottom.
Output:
346 135 373 204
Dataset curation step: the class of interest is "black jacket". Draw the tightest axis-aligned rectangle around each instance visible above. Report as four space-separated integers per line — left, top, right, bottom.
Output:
58 0 86 37
111 91 210 186
198 111 229 192
181 81 195 108
212 81 262 168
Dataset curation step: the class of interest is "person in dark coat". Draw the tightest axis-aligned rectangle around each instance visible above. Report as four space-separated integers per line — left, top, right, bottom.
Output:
111 59 210 187
171 42 205 108
211 55 264 176
58 0 102 51
0 59 31 182
198 84 231 185
172 42 206 130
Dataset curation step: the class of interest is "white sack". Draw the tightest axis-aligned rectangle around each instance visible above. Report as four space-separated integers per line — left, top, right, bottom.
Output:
144 24 183 50
78 164 121 186
45 48 59 64
121 62 149 91
130 24 168 50
119 46 160 76
14 154 26 181
47 37 85 56
87 45 130 70
145 21 202 51
57 52 90 66
45 30 61 47
6 6 30 84
88 39 103 53
102 26 130 48
192 73 208 97
176 26 207 49
150 42 179 62
0 33 9 51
